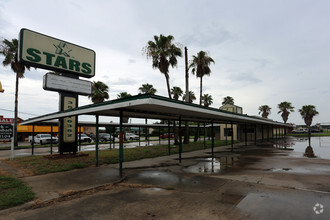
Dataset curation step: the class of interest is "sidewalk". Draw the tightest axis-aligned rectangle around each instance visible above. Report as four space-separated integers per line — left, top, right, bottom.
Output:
4 143 243 203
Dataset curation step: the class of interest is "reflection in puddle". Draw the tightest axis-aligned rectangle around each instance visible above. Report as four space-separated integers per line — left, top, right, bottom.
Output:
268 168 292 172
304 146 316 158
136 170 180 185
140 187 172 195
275 137 330 159
183 157 237 174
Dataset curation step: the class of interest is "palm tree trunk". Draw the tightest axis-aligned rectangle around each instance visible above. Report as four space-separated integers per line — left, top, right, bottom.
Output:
194 77 203 142
165 74 172 99
184 47 189 144
199 77 203 105
13 72 19 147
164 73 178 144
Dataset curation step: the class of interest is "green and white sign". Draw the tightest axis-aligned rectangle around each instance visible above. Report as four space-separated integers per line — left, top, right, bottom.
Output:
19 28 95 78
63 97 76 143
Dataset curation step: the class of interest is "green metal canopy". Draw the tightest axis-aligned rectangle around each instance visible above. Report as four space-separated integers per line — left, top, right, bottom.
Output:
20 94 289 127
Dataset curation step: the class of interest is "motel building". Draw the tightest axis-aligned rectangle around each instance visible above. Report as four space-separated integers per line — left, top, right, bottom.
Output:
213 104 286 142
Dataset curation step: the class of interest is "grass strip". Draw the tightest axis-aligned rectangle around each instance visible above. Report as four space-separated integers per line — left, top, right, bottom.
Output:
0 175 35 210
4 140 231 175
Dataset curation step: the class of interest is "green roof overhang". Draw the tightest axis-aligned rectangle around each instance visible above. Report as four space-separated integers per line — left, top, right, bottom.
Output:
20 94 291 127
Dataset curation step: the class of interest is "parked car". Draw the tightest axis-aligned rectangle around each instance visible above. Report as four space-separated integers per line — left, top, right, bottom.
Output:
126 133 139 140
310 128 322 133
160 133 174 138
99 133 116 142
78 133 92 143
28 134 58 145
291 128 308 134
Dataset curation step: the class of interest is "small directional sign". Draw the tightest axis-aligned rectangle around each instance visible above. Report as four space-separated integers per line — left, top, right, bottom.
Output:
0 124 13 140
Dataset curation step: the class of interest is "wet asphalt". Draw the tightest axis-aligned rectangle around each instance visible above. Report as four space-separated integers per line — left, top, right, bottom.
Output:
1 138 330 219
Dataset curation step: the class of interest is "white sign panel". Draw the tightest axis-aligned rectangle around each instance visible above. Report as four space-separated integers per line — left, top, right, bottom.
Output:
43 73 92 95
19 28 95 78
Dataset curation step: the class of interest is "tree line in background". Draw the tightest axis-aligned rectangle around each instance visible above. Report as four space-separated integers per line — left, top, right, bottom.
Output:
0 34 320 146
258 102 319 132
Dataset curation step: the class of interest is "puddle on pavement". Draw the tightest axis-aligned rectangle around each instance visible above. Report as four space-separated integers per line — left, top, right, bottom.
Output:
274 137 330 160
140 187 172 195
134 170 180 185
183 157 238 174
267 168 292 172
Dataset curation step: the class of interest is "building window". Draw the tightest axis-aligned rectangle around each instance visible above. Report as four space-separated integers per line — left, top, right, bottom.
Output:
224 128 233 136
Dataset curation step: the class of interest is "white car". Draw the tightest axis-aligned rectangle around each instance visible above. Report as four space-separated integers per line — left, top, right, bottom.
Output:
78 133 92 143
29 134 58 145
291 128 308 134
126 133 139 140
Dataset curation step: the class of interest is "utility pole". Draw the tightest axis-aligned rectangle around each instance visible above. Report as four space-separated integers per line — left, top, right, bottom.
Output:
184 47 190 144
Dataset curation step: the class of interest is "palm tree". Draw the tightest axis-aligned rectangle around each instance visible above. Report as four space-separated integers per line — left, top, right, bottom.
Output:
117 92 132 123
222 96 234 105
0 38 31 146
143 34 182 99
299 105 319 157
138 83 157 95
88 81 109 104
182 91 196 103
117 92 132 99
171 86 183 100
278 101 294 123
189 51 215 105
258 105 271 118
299 105 319 133
202 94 213 107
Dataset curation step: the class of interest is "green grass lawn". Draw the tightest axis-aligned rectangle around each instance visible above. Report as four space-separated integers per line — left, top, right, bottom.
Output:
0 175 35 210
4 140 230 176
286 131 330 137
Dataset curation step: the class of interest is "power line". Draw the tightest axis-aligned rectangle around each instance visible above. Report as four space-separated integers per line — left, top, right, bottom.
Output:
0 108 38 116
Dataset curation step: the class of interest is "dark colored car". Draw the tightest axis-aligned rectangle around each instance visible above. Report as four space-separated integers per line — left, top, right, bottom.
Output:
160 133 174 138
99 133 114 142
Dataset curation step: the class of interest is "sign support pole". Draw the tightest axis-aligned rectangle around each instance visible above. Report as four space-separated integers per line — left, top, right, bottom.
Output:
10 123 14 160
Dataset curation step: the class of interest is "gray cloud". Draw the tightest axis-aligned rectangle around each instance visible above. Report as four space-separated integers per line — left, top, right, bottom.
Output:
182 23 234 47
110 77 137 86
229 72 262 84
128 59 136 64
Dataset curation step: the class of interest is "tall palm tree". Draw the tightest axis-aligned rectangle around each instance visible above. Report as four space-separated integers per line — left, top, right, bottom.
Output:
0 38 31 146
299 105 319 133
138 83 157 95
278 101 294 123
182 91 196 103
117 92 132 123
143 34 182 99
299 105 319 157
117 92 132 99
202 94 213 107
171 86 183 100
258 105 271 118
189 51 214 142
222 96 234 105
189 51 215 105
88 81 109 104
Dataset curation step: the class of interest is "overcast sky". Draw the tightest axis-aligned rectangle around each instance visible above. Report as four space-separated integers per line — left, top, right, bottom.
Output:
0 0 329 125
